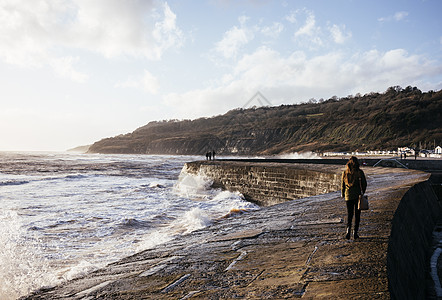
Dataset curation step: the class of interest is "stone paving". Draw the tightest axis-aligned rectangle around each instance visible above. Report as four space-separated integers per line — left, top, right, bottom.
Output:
23 165 431 299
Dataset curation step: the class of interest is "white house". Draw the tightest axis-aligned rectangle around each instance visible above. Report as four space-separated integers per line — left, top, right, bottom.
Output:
436 146 442 154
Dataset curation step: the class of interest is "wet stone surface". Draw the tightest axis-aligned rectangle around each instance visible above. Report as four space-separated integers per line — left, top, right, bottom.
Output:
22 164 430 299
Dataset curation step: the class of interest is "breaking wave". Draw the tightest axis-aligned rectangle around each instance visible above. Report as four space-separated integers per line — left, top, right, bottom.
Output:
277 151 321 159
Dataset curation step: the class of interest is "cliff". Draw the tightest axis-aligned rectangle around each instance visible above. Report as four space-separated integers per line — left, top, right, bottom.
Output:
67 145 91 153
88 87 442 155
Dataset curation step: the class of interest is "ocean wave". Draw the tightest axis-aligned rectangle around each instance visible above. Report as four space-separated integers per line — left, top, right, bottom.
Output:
209 190 260 219
0 173 91 188
119 218 152 229
0 174 89 187
135 230 174 253
0 179 30 186
47 219 77 229
151 214 176 224
28 226 44 231
147 182 166 189
172 166 260 232
0 209 59 300
172 207 212 234
59 260 100 282
64 174 88 180
276 151 321 159
174 166 213 198
40 174 90 182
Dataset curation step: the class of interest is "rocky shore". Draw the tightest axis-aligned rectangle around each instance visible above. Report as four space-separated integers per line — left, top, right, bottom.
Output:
23 162 438 299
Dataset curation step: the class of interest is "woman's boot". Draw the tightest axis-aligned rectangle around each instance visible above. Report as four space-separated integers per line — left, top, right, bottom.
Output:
354 225 359 239
345 226 351 239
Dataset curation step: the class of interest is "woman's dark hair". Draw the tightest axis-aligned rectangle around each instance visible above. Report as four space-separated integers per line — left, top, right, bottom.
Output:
344 156 360 186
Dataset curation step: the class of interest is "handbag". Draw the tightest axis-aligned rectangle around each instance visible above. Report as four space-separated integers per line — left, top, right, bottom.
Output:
358 194 369 210
358 177 369 210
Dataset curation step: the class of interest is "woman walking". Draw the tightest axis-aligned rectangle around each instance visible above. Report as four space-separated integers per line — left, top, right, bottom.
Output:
341 156 367 239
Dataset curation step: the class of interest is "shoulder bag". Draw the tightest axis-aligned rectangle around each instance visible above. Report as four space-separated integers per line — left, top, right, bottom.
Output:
358 177 369 210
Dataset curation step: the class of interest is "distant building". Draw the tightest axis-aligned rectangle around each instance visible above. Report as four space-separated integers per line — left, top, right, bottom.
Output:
436 146 442 154
398 147 415 156
420 150 430 158
398 147 410 153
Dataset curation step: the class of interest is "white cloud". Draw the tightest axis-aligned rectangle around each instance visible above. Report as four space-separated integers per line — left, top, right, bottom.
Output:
294 10 317 37
329 24 352 44
261 22 284 39
293 9 323 47
0 0 184 77
352 49 439 90
151 2 184 59
378 11 409 22
215 15 254 59
163 47 442 118
394 11 409 21
115 69 159 94
285 11 296 23
49 56 89 83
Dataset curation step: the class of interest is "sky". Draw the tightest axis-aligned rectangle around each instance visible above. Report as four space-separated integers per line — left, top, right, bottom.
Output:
0 0 441 151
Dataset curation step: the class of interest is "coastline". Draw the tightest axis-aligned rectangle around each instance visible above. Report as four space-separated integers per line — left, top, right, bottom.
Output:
22 160 442 299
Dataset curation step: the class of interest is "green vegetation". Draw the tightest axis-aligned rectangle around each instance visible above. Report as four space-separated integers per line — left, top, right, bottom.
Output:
88 86 442 155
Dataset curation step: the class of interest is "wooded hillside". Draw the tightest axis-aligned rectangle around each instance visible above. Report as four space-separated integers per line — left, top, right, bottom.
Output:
88 86 442 155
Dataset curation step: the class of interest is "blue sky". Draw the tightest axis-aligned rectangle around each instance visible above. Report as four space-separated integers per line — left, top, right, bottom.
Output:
0 0 441 151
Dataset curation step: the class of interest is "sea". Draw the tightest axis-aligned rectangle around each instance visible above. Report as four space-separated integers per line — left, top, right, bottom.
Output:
0 152 259 299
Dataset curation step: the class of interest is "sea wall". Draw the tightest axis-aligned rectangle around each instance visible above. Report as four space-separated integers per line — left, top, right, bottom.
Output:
184 161 341 206
211 158 442 172
387 180 442 299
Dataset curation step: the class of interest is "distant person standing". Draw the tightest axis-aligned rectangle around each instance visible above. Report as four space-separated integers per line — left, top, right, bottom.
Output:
212 150 216 160
341 156 367 239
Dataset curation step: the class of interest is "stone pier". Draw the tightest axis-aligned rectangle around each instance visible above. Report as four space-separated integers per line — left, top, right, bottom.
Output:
23 160 442 299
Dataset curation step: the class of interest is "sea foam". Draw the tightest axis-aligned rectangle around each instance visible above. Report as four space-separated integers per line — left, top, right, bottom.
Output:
174 165 213 198
276 151 321 159
0 210 59 300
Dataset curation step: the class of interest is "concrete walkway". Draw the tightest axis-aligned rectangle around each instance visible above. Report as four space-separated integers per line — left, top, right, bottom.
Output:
23 166 430 299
